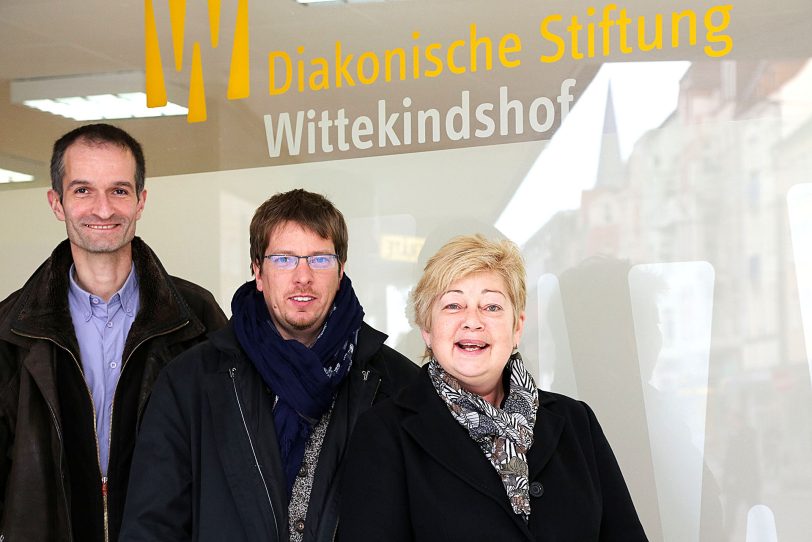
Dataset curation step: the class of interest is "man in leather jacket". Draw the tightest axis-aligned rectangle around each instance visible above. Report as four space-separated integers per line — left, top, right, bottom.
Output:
0 124 227 542
121 189 418 542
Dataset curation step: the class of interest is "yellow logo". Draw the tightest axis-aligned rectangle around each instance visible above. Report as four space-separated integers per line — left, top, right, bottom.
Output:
144 0 250 123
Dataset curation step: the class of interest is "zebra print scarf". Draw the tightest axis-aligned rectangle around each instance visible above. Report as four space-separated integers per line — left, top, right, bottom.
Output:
428 352 539 518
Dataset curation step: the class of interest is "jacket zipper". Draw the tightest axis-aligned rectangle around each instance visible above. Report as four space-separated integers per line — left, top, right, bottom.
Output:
229 367 280 539
101 319 191 541
15 320 189 542
102 476 109 539
367 372 382 406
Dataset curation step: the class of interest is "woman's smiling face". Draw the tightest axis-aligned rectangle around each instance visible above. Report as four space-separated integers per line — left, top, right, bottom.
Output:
421 271 525 402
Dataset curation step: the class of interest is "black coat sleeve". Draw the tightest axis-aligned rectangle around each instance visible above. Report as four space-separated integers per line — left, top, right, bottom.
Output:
0 385 11 522
338 404 413 542
583 402 649 541
120 366 193 541
0 339 19 523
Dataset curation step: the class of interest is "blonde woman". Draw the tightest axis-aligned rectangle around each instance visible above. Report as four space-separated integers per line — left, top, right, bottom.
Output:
338 235 646 541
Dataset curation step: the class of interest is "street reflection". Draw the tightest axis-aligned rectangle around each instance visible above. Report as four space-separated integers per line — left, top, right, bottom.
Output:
520 59 812 540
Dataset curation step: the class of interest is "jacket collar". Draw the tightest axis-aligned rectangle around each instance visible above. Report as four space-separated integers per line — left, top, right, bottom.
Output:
395 366 565 540
204 319 392 542
1 238 80 354
1 237 204 359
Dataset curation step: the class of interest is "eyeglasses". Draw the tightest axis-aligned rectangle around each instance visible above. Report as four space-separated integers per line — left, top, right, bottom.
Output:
263 253 339 270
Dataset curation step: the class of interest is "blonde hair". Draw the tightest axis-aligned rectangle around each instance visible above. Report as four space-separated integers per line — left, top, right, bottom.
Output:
411 234 526 341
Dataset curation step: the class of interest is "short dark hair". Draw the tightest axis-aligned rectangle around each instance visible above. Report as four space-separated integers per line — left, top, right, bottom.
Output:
50 123 145 198
250 189 349 273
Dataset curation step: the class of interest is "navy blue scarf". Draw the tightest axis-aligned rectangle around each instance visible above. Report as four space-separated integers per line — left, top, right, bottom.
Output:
231 274 363 497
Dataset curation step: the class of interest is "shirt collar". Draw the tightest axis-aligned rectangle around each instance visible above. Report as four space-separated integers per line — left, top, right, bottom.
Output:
68 263 139 320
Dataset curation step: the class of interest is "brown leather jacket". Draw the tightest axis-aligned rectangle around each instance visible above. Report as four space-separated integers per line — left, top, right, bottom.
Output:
0 237 227 542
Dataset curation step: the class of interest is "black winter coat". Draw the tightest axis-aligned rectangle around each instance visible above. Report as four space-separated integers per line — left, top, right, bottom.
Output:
0 238 227 542
120 321 418 542
338 366 648 542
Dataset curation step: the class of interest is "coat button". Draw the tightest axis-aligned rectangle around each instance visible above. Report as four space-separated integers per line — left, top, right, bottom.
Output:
529 481 544 498
294 518 305 533
298 462 308 477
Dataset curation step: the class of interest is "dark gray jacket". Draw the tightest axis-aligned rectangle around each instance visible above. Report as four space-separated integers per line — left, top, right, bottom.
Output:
121 321 418 542
0 237 227 542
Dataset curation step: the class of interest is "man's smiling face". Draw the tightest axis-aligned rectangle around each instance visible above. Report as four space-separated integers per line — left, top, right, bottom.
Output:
48 141 145 257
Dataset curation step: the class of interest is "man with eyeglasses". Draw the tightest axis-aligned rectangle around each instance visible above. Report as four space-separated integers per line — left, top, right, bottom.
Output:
0 123 227 542
121 189 418 542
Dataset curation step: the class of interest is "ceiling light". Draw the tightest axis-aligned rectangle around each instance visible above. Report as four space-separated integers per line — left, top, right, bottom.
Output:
0 167 34 184
11 72 187 120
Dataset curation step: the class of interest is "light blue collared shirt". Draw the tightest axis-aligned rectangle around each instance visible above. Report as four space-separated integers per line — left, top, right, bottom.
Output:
68 264 140 476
